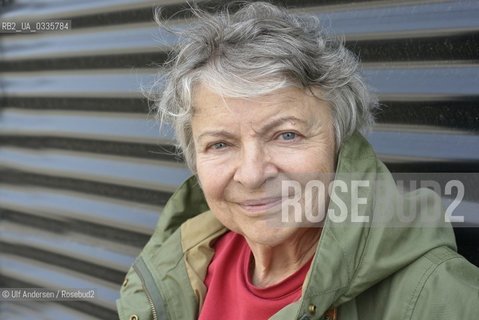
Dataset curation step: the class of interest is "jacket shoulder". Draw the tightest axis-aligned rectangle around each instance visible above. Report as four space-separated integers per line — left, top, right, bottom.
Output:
408 246 479 320
351 246 479 320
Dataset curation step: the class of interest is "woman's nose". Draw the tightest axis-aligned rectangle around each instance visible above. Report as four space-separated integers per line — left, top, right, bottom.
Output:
233 144 278 189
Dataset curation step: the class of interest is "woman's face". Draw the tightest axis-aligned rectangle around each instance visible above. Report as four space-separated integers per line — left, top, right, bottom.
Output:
192 84 336 247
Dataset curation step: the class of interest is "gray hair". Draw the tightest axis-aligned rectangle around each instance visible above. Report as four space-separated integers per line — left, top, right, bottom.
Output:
151 1 377 172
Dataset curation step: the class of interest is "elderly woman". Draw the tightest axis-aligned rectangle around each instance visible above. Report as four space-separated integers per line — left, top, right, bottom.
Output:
117 2 479 320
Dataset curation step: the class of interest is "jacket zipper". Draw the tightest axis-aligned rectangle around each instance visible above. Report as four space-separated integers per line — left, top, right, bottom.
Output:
133 258 163 320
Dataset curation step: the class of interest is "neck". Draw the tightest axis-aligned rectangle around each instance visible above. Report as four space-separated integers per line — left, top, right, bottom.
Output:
245 228 321 288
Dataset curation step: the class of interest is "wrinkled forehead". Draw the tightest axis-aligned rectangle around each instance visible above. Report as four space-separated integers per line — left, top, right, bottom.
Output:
190 84 333 140
188 63 304 102
191 82 325 115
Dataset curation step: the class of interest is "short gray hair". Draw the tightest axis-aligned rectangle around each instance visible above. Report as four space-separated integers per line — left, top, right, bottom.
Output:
151 1 377 172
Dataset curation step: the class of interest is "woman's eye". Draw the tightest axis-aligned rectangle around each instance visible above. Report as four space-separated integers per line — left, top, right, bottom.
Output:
211 142 227 150
279 132 297 141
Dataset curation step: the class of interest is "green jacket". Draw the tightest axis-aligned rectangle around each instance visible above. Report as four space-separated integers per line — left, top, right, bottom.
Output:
117 133 479 320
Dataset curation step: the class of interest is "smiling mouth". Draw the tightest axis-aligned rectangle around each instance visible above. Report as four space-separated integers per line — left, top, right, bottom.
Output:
238 197 283 214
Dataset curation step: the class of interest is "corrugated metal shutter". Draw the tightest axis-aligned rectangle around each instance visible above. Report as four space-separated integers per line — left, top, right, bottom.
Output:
1 0 478 319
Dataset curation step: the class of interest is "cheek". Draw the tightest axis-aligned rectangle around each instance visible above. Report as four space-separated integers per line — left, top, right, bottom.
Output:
198 171 239 231
196 159 229 204
288 149 335 175
318 148 336 173
196 159 242 231
309 136 336 173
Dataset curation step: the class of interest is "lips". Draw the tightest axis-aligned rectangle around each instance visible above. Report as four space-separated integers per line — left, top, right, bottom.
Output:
237 197 283 215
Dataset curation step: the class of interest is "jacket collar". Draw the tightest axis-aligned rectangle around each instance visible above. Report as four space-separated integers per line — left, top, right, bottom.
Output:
292 132 456 318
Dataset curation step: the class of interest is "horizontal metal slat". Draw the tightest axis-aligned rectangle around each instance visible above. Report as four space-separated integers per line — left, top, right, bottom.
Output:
0 255 119 311
1 65 477 99
1 34 477 72
1 0 159 20
0 70 156 98
3 2 479 64
0 168 170 207
0 184 160 235
446 199 479 227
363 64 479 100
0 147 190 192
0 23 167 61
1 97 148 113
348 33 479 63
367 128 479 161
0 222 136 272
0 108 172 144
309 1 479 40
0 302 100 320
1 209 150 249
0 136 177 162
376 100 479 131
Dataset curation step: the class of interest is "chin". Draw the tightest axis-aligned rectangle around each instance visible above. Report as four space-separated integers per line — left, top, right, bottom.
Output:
241 224 297 248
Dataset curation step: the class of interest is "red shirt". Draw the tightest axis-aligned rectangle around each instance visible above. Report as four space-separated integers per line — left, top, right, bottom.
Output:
199 231 312 320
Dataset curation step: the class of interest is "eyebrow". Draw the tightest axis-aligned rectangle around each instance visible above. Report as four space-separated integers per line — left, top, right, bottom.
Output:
196 116 308 142
196 130 237 143
259 116 307 135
